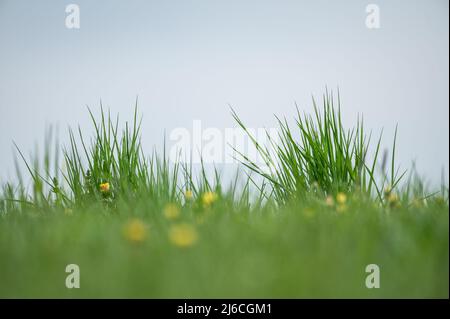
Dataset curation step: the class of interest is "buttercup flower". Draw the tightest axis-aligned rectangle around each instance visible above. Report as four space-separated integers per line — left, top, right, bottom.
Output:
185 190 193 201
169 223 198 248
387 193 400 208
123 219 148 243
163 203 180 220
99 182 110 193
202 191 218 207
336 192 347 205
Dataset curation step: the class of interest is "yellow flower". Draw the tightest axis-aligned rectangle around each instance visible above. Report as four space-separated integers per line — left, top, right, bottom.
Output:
123 219 148 243
99 182 110 193
163 203 180 220
202 191 218 207
185 190 193 200
336 192 347 205
169 223 198 248
325 196 334 207
387 193 400 208
384 186 392 197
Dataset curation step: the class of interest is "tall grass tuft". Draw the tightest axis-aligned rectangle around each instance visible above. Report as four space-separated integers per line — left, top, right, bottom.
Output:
232 90 405 203
62 103 184 208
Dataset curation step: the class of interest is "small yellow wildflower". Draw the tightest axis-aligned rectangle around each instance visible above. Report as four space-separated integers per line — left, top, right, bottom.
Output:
169 223 198 248
387 193 400 208
384 186 392 198
185 190 193 201
325 196 335 207
336 192 347 205
99 182 110 193
163 203 180 220
202 191 218 207
123 219 148 243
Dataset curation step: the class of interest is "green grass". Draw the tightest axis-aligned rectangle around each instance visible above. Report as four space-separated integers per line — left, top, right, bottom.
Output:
231 90 405 203
0 92 448 298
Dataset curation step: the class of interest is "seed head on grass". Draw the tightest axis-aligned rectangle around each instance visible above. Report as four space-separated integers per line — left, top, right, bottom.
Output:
123 219 148 243
169 223 198 248
163 203 180 220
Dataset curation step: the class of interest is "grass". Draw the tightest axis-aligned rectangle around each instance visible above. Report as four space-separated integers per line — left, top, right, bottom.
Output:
0 92 448 298
231 90 405 203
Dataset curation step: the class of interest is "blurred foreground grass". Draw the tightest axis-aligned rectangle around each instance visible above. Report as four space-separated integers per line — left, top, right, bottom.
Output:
0 196 447 298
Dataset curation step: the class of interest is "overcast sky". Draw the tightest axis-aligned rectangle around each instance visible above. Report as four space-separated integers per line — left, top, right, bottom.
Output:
0 0 448 186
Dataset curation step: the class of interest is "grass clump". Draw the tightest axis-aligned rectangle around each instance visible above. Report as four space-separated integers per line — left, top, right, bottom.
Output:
232 90 405 204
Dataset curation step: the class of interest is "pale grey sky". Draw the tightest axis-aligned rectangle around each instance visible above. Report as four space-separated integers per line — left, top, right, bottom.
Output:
0 0 448 185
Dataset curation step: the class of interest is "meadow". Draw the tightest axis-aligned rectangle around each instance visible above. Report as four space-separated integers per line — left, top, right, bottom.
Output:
0 92 448 298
